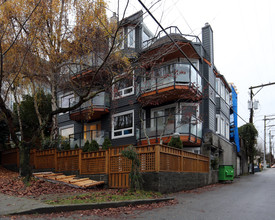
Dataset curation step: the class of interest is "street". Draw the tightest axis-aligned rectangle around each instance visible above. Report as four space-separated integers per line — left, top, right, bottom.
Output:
132 168 275 220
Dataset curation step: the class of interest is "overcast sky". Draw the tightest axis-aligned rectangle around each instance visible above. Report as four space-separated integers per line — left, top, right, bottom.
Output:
107 0 275 151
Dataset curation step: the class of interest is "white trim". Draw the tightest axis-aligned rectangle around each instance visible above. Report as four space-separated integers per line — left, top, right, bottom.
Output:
59 124 74 138
112 110 134 139
112 72 134 99
127 27 135 48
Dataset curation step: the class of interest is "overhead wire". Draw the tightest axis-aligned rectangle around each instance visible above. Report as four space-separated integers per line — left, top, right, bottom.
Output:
137 0 248 125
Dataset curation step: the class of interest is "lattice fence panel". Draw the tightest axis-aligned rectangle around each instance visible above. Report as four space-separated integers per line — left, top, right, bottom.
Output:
81 151 106 174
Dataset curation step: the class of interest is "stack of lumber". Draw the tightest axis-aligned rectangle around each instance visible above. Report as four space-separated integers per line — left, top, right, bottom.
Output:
33 172 104 189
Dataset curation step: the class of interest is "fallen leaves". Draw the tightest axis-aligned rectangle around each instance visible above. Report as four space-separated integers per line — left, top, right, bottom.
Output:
0 166 92 197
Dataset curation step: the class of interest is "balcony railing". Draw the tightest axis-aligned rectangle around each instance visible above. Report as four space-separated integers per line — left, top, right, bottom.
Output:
143 26 201 49
137 63 202 96
138 114 202 143
68 130 108 148
70 92 110 114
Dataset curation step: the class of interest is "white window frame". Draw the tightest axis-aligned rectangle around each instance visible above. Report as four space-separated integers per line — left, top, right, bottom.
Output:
113 72 134 99
221 117 225 136
127 27 135 48
112 110 134 139
59 125 74 138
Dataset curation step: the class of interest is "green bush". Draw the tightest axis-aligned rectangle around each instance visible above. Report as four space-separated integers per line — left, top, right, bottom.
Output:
102 137 112 150
88 140 99 152
168 136 183 149
74 144 79 150
82 140 90 152
121 145 143 191
63 142 71 151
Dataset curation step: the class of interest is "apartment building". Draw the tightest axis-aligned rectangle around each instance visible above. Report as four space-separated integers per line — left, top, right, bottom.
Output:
57 11 236 157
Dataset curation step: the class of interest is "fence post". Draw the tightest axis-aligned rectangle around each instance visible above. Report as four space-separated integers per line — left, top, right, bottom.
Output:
78 149 82 175
180 151 183 172
155 145 160 172
105 149 109 174
54 149 57 172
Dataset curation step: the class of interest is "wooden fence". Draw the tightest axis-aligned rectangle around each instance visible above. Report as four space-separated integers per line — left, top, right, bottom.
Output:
1 144 209 188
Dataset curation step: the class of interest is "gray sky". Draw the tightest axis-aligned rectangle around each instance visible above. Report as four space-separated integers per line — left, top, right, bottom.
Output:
107 0 275 151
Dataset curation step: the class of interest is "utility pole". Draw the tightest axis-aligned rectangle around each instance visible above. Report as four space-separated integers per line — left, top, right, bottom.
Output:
269 130 272 167
249 82 275 124
249 88 253 123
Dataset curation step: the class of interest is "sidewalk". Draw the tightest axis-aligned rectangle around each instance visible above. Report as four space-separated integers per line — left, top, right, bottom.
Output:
0 192 173 216
0 193 50 216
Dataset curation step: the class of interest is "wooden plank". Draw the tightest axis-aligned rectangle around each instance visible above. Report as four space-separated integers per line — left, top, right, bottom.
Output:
33 172 53 176
68 178 90 183
80 181 105 188
55 175 76 180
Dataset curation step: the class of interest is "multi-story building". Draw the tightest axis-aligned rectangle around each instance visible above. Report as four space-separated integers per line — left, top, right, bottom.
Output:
57 11 237 162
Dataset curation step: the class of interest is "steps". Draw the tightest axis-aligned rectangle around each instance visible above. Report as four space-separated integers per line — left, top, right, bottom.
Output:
33 172 104 189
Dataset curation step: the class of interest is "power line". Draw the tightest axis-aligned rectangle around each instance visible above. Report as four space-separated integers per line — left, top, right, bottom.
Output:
137 0 248 125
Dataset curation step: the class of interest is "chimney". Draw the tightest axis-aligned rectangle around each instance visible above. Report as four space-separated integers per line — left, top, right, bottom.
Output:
110 12 118 25
202 23 214 64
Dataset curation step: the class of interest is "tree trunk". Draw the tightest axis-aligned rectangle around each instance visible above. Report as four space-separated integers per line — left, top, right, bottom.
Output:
50 81 59 146
19 143 31 182
32 82 45 141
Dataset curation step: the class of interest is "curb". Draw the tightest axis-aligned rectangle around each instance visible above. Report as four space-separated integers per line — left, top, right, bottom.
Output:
11 197 174 215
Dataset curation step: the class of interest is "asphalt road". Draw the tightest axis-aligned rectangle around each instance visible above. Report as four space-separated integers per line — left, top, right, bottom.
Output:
134 168 275 220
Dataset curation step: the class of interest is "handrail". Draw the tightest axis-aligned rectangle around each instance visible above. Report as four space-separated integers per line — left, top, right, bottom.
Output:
143 26 201 48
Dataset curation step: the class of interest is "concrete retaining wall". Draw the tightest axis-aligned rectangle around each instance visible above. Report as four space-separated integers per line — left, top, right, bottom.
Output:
142 170 218 194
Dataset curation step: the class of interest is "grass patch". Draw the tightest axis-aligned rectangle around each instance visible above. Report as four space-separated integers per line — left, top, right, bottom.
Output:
45 190 162 205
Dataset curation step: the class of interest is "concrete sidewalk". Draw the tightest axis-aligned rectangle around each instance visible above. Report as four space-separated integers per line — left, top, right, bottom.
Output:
0 193 50 216
0 192 173 216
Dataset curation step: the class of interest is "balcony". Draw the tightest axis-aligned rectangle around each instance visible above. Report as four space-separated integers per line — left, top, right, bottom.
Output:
68 130 108 148
137 63 202 106
69 92 110 121
138 114 202 146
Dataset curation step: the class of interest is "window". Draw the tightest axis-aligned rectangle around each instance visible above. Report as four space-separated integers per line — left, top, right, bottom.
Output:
127 27 135 48
221 82 225 99
113 73 134 99
112 110 134 139
152 107 176 128
221 117 225 136
59 125 74 138
59 93 75 108
216 78 220 96
226 90 230 104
